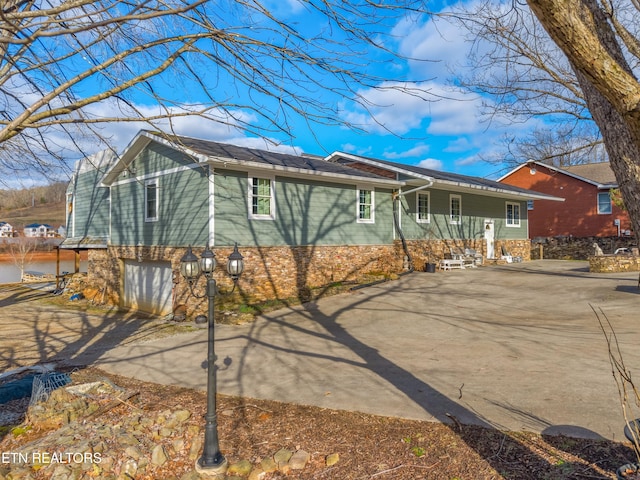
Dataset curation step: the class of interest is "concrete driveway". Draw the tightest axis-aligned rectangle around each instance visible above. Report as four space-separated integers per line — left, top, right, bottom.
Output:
93 260 640 441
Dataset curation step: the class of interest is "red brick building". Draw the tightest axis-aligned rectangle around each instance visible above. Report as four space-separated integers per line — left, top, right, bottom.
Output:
499 161 632 238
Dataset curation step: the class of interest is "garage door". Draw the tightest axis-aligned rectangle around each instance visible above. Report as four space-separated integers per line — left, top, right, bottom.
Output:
123 260 173 316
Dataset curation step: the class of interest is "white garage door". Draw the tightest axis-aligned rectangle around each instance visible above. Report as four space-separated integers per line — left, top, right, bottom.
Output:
123 260 173 316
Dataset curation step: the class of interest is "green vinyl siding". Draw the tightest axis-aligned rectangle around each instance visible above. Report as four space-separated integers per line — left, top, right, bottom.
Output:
68 169 110 239
127 142 200 177
400 189 528 240
213 169 394 246
110 166 209 246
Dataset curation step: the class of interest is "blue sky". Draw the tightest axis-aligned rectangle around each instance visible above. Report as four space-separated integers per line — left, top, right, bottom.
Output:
54 1 540 182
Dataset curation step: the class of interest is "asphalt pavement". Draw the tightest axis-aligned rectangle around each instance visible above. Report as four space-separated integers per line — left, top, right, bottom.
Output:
93 260 640 441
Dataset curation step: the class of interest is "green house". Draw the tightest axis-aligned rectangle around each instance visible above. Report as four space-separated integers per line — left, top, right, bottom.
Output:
64 130 559 316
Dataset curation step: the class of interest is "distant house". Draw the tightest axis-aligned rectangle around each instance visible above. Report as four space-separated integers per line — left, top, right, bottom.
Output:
0 222 14 237
499 161 632 238
64 130 560 316
23 223 56 238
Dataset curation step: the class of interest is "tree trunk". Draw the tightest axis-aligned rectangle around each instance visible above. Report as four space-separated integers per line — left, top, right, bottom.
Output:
526 0 640 237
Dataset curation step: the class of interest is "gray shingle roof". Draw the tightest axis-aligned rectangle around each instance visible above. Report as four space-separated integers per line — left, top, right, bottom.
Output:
562 162 617 185
166 135 391 181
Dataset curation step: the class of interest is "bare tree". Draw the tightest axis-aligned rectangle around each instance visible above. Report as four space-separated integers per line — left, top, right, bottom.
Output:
8 236 37 281
524 0 640 237
0 0 430 184
452 2 606 167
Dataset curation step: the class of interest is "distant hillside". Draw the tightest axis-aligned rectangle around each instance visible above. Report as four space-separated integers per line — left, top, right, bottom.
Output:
0 182 67 230
0 201 67 230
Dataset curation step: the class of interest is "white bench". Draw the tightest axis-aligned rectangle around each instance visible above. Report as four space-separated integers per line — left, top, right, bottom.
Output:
439 259 464 271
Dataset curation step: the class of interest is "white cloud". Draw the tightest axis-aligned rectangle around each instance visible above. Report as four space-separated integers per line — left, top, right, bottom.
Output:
383 143 430 159
417 158 444 170
341 143 373 157
393 12 471 80
342 81 483 137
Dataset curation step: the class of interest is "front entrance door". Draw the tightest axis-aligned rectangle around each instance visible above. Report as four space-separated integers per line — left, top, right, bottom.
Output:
484 219 495 259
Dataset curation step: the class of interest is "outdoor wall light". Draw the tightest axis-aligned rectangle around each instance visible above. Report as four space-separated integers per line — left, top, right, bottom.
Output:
179 243 244 475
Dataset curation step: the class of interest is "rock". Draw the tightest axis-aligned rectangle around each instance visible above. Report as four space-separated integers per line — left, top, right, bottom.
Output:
188 435 203 461
124 446 143 460
122 458 138 477
248 466 267 480
273 448 293 468
173 409 192 423
260 456 277 473
289 450 310 470
325 453 340 466
180 471 201 480
227 459 252 476
151 444 168 466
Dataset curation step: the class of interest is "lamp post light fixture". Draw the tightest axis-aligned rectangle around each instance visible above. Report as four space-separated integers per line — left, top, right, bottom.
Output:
180 243 244 475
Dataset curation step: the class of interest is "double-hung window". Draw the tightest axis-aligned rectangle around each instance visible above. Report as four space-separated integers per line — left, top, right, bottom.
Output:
506 202 521 227
416 192 430 223
449 194 461 225
597 192 612 214
249 175 275 220
357 187 374 223
145 178 159 222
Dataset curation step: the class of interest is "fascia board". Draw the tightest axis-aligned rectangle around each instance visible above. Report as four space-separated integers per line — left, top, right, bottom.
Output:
332 153 562 201
100 132 153 186
498 160 615 189
429 180 565 202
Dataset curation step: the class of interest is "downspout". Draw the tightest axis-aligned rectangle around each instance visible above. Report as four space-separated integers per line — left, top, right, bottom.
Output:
393 181 434 273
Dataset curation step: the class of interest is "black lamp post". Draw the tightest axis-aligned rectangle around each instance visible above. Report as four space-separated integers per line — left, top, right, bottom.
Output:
180 243 244 475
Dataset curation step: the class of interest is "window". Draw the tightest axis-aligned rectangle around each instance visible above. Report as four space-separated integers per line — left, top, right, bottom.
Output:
506 202 521 227
357 187 374 223
597 192 612 214
449 194 461 225
145 179 159 222
416 192 430 223
527 200 534 210
249 176 275 220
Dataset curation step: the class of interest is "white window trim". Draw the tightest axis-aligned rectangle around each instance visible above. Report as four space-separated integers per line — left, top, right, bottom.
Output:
248 174 276 220
145 178 159 222
357 186 375 224
416 191 430 224
449 194 462 225
597 192 612 214
506 201 521 227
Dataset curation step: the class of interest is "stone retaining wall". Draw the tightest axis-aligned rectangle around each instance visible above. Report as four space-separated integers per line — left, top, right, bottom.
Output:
589 254 640 273
531 236 637 260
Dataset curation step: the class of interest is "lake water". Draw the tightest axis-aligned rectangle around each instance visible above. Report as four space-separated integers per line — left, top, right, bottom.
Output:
0 260 88 284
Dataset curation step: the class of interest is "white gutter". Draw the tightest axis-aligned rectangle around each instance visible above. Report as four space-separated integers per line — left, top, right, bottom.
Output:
395 181 434 197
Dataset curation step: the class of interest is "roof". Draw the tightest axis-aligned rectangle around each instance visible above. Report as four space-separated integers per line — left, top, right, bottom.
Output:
326 153 564 202
24 223 54 228
59 236 108 250
562 162 617 186
101 130 562 201
499 161 618 189
102 131 400 187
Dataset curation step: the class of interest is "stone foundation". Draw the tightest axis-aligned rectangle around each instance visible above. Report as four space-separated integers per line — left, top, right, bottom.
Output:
401 239 530 271
89 244 401 318
589 254 640 273
87 238 532 317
